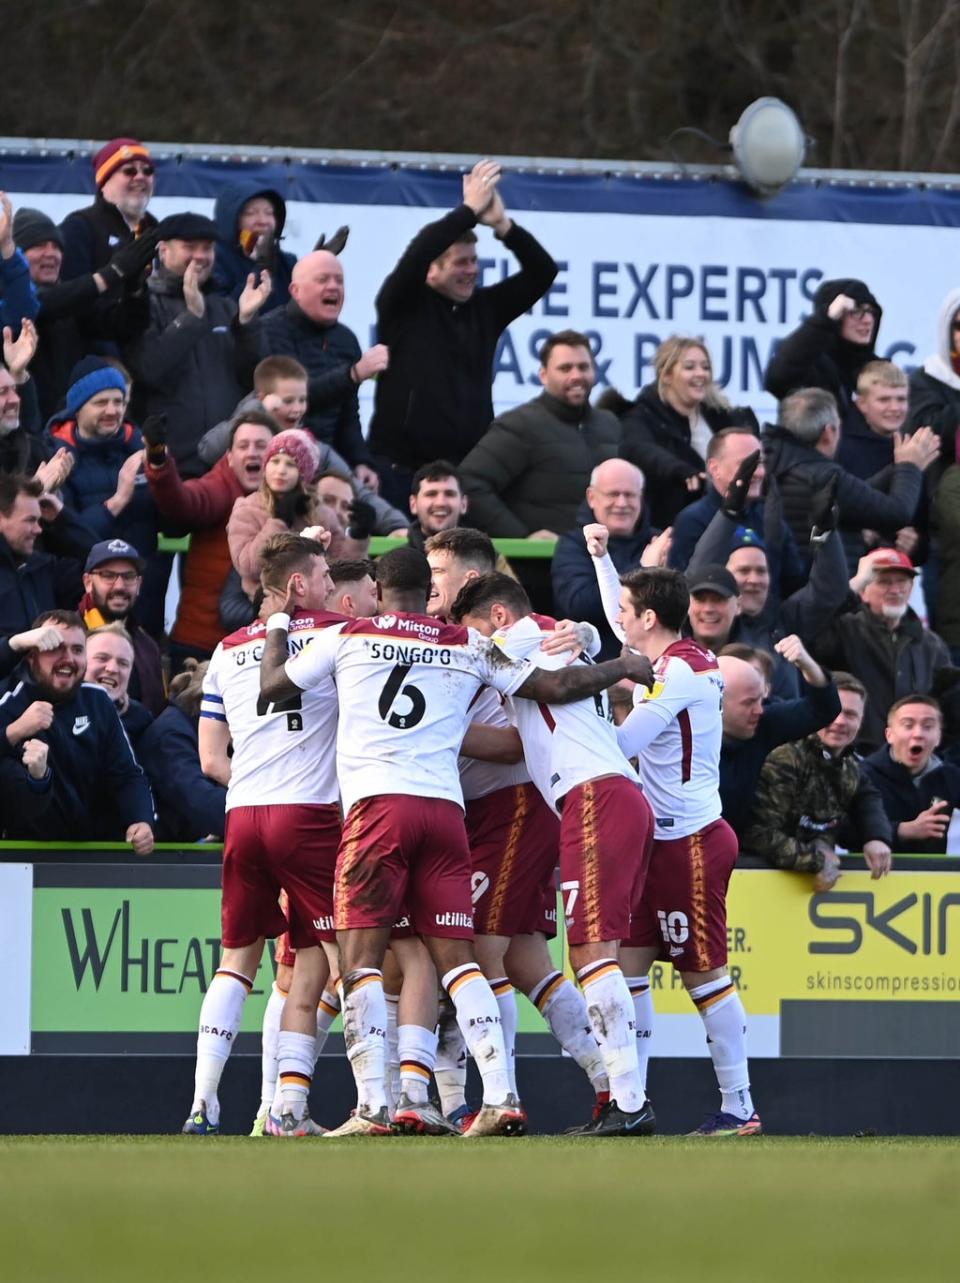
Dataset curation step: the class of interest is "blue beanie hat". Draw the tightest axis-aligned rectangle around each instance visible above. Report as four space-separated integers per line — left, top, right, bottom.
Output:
65 358 128 417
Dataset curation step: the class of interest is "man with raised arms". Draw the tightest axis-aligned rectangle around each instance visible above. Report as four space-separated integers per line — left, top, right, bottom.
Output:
259 546 652 1136
586 523 761 1136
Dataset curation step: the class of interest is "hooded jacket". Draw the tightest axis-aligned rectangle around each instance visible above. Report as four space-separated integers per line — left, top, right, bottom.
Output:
124 268 261 478
861 746 960 854
908 285 960 474
764 277 881 419
613 383 758 530
211 182 295 313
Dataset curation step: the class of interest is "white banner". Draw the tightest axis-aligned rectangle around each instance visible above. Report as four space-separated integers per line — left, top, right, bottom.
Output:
0 863 33 1055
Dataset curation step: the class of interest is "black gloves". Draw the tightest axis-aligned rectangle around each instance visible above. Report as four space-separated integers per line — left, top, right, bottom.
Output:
141 414 168 464
346 498 377 541
274 490 311 527
101 228 160 288
314 226 350 255
810 474 839 536
722 450 761 520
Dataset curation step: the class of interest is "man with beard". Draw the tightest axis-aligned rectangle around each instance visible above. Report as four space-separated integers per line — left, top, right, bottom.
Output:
60 138 159 281
78 539 164 716
125 213 271 478
813 547 960 754
145 409 277 669
0 609 154 848
460 331 620 540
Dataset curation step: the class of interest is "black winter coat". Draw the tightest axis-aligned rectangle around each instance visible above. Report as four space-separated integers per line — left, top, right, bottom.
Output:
459 393 620 537
124 269 261 478
259 303 371 467
0 669 154 840
762 424 923 569
764 277 881 423
0 512 95 677
861 747 960 854
615 383 758 529
59 193 158 281
368 204 558 467
813 603 960 754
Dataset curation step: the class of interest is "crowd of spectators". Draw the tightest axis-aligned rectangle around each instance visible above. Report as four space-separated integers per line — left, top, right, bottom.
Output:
1 140 959 872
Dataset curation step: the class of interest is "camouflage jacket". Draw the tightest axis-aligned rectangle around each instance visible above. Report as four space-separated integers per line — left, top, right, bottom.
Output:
742 733 892 871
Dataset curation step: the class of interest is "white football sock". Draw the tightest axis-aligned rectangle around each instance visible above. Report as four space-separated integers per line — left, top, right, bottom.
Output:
490 978 518 1096
278 1029 315 1120
385 992 400 1113
528 970 608 1094
625 975 654 1092
191 969 252 1125
576 959 645 1114
442 964 511 1104
316 989 340 1057
341 969 388 1114
434 997 468 1115
689 975 754 1119
258 982 285 1113
398 1023 438 1106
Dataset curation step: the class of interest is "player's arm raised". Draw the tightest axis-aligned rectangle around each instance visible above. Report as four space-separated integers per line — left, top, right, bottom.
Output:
259 615 303 704
514 646 654 705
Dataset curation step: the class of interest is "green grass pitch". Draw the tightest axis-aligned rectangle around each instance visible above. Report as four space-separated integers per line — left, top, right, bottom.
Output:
0 1136 956 1282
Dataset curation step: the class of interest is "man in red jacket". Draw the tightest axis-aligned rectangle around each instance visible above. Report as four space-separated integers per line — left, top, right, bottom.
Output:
144 409 277 670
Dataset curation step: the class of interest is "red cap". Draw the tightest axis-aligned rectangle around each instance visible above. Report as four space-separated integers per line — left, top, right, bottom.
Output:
93 138 152 188
870 548 918 576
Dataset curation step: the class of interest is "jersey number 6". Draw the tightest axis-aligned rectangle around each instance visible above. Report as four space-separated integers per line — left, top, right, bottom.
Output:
378 662 426 729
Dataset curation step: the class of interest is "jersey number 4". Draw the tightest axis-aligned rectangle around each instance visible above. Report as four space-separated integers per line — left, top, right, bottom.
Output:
378 663 426 730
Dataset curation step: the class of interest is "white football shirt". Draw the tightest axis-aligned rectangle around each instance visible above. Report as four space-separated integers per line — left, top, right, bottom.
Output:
201 610 343 811
492 614 640 816
459 684 531 803
617 639 724 838
284 611 533 815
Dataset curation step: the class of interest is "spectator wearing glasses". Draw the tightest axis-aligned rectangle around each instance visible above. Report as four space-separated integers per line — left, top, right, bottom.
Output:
78 539 165 717
59 138 159 283
764 279 882 437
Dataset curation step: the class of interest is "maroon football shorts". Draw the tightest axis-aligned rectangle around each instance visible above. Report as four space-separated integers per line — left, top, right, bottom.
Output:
466 782 560 937
221 803 340 950
334 794 474 939
558 774 653 946
625 817 739 970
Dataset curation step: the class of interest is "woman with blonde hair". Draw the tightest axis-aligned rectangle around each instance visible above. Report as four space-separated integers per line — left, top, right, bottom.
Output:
606 336 757 529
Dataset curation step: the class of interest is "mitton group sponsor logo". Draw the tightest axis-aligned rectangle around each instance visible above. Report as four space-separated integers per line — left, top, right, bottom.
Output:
373 614 441 639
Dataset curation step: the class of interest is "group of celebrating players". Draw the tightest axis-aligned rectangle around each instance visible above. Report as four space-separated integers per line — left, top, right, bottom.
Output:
182 521 759 1139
